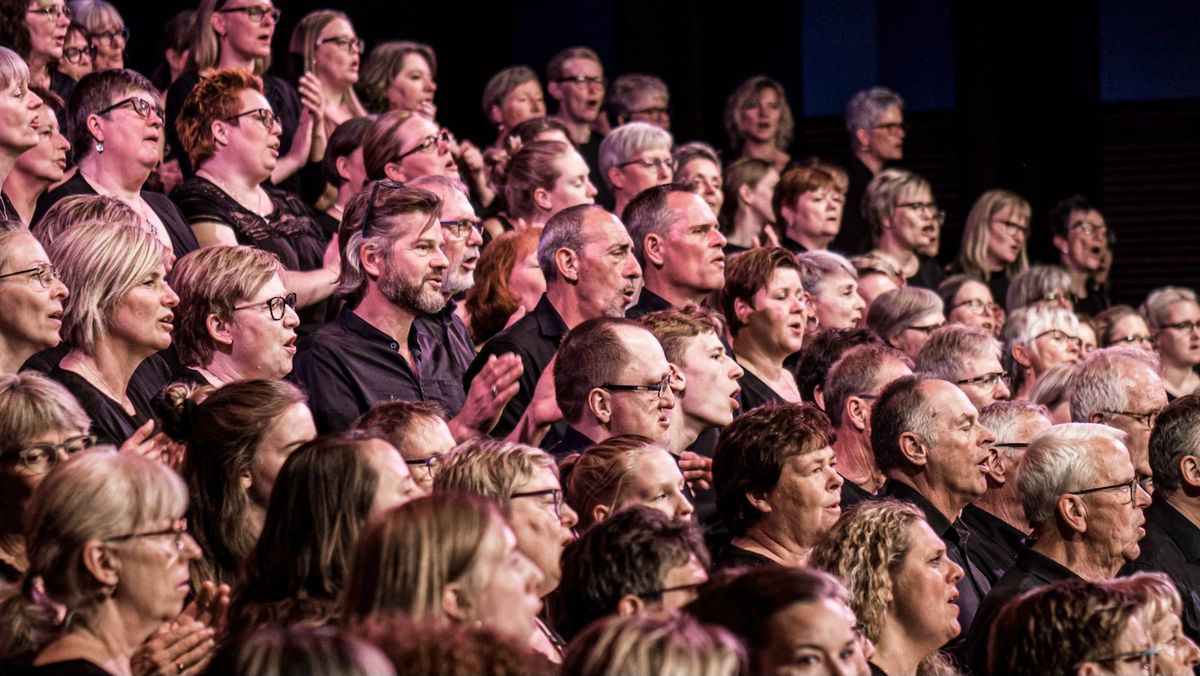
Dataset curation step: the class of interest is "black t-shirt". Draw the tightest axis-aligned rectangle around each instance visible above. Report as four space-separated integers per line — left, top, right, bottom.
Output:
48 363 167 447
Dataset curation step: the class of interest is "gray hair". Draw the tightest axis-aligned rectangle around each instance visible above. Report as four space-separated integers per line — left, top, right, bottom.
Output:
1006 265 1072 312
598 122 673 190
1002 305 1082 389
866 287 943 343
1141 286 1199 330
622 183 692 267
1149 394 1200 495
862 168 931 241
0 46 30 94
844 87 904 138
537 204 603 284
1019 423 1126 528
979 400 1050 460
68 68 161 162
1070 347 1162 423
672 141 720 173
607 73 669 123
796 250 857 297
914 324 1002 382
1031 363 1076 411
824 344 913 428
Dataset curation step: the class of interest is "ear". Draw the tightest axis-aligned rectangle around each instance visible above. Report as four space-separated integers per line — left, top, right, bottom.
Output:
643 232 665 268
1011 343 1033 369
591 502 610 524
81 539 120 588
615 594 645 617
813 385 825 410
1057 493 1089 535
209 118 230 148
555 247 580 283
441 582 471 623
587 388 611 426
210 11 227 38
532 186 554 212
488 103 504 127
1076 662 1103 676
733 297 755 326
897 431 928 467
607 165 625 192
847 396 871 432
736 183 754 206
383 162 407 183
744 488 773 516
239 471 253 491
86 114 105 145
1088 411 1105 425
335 155 353 183
205 313 234 348
360 240 385 279
1180 455 1200 490
779 202 796 227
1052 234 1070 256
547 81 563 102
854 127 871 151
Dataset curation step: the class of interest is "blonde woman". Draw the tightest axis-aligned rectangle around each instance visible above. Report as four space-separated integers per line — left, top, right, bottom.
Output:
0 47 44 219
0 222 68 375
71 0 126 70
288 10 366 137
1108 572 1200 675
951 189 1032 306
1002 305 1083 401
1142 286 1200 399
723 75 794 172
562 614 744 676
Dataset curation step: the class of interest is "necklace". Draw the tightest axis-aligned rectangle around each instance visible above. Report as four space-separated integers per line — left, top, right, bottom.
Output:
77 167 161 237
198 170 269 221
73 358 130 409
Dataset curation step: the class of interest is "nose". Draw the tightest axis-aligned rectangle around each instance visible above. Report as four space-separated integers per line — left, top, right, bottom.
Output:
994 381 1011 401
531 99 545 116
432 248 450 270
728 358 745 380
623 254 642 280
828 467 844 491
711 226 727 248
658 162 673 182
675 493 694 521
978 424 996 447
585 180 598 199
51 277 69 300
1135 481 1152 507
947 559 965 585
560 502 580 530
283 304 301 329
182 533 203 560
163 284 180 308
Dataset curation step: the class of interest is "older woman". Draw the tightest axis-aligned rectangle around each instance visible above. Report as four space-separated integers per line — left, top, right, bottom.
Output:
288 10 365 136
0 372 91 586
483 140 596 238
608 73 671 130
797 250 866 330
1109 572 1200 675
342 492 544 649
717 247 806 408
228 431 422 635
173 68 337 332
482 65 545 150
713 403 842 569
0 48 44 219
564 614 743 676
0 222 68 374
599 121 673 217
811 500 963 676
1006 264 1074 313
35 69 198 259
465 229 544 346
47 220 177 446
938 274 1001 337
866 286 945 360
0 0 71 99
724 75 794 172
774 166 845 253
72 0 125 70
1143 286 1200 399
1002 304 1083 401
863 168 945 290
358 40 437 117
56 22 94 82
673 141 723 215
718 158 779 253
951 189 1031 306
1095 304 1154 351
562 434 694 530
168 246 300 385
3 87 67 225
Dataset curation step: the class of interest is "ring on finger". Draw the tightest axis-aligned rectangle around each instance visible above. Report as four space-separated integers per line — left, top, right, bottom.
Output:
176 660 184 674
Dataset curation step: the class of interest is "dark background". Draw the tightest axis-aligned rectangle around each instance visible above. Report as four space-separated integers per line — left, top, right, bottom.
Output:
122 0 1200 305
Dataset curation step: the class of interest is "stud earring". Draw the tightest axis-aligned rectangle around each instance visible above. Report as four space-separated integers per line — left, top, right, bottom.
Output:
95 141 104 154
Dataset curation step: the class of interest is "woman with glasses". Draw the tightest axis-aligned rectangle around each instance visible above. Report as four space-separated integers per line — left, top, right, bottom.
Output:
352 400 456 495
0 371 91 587
55 23 92 82
228 431 422 635
1142 286 1200 400
71 0 125 70
1002 304 1083 401
938 274 1002 337
174 68 337 335
865 286 945 360
288 10 365 137
862 168 946 291
950 189 1032 309
797 250 866 330
34 69 199 260
1108 572 1200 675
3 86 68 225
562 434 694 531
723 75 794 173
0 222 68 375
0 0 73 101
1095 305 1155 351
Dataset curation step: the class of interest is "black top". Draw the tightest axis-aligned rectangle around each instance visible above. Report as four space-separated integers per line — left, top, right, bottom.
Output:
625 287 673 319
465 294 569 440
413 298 476 383
576 133 611 212
723 241 752 256
1124 499 1200 643
313 209 340 241
867 662 890 676
545 425 595 459
712 544 776 571
289 308 466 434
830 154 877 255
14 660 109 676
780 236 809 256
33 173 200 260
986 269 1012 312
48 70 75 129
735 366 788 414
48 361 170 447
1075 279 1112 317
907 255 946 291
839 475 877 509
960 504 1027 585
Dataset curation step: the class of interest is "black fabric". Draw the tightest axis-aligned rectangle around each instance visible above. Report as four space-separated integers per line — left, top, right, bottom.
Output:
48 357 173 447
1075 279 1112 317
313 209 340 241
33 172 200 260
48 70 75 128
960 504 1027 585
576 133 611 211
780 236 809 256
839 475 877 509
14 660 110 676
829 154 876 255
1124 499 1200 644
289 308 467 434
907 255 946 290
986 269 1012 311
544 425 595 460
413 298 476 383
735 366 787 413
712 544 776 571
722 241 751 256
625 287 673 319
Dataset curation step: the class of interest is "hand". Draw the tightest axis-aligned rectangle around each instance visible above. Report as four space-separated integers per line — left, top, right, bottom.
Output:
449 353 523 440
120 420 162 460
678 451 713 491
525 354 562 427
131 617 215 676
181 580 231 634
456 139 485 176
296 72 325 119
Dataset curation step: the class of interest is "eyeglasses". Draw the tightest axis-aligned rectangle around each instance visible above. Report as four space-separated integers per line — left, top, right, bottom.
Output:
1138 474 1155 495
1069 220 1108 237
217 5 281 24
1102 408 1160 430
896 201 940 217
556 75 606 88
956 372 1011 390
629 106 670 120
0 434 95 473
0 262 59 289
905 322 945 335
952 298 1000 316
1036 290 1078 306
1035 329 1083 351
62 44 97 64
27 4 70 20
638 581 706 598
619 157 673 172
395 130 450 163
90 27 129 45
1161 320 1200 334
991 441 1029 451
405 453 442 481
315 35 365 54
1087 646 1158 673
872 122 907 134
224 108 280 131
232 292 296 321
600 374 673 401
439 218 480 240
1070 477 1144 504
511 488 565 519
97 96 163 121
994 219 1030 237
1112 333 1153 346
107 518 190 552
358 179 405 238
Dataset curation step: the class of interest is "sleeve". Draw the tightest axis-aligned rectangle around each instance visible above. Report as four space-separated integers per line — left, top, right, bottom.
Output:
464 336 539 439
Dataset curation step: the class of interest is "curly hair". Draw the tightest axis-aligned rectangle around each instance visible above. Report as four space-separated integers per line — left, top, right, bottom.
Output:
175 67 263 169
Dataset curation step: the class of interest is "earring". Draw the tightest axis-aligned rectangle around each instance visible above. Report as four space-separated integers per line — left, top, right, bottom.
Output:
95 141 104 154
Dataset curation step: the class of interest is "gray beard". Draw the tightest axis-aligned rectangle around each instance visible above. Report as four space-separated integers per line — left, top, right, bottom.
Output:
379 266 446 315
441 269 474 298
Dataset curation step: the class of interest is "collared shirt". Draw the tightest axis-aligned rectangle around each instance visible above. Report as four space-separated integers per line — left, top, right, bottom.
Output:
960 503 1028 585
414 298 476 380
625 287 674 319
290 308 466 433
1125 498 1200 643
840 475 877 509
545 425 596 460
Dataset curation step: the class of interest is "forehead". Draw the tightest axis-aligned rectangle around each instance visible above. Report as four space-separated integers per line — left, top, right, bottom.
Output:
236 88 270 109
582 211 630 246
925 379 976 417
435 186 475 217
874 104 903 124
385 210 440 242
562 57 601 77
763 266 802 292
667 191 714 223
318 17 352 36
897 184 931 203
680 157 719 177
955 280 992 301
515 462 560 492
1165 299 1200 319
1093 436 1134 477
399 52 432 73
1069 209 1105 227
907 519 943 555
681 329 722 358
555 150 588 175
617 326 669 365
398 115 438 140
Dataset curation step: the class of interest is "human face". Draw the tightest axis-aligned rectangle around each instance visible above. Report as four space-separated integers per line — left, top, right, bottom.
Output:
984 206 1029 269
58 27 94 81
784 188 842 246
1076 435 1150 565
496 80 545 131
615 446 693 522
1151 612 1200 676
656 192 726 296
88 20 126 70
539 150 596 217
246 403 314 510
110 262 178 353
677 158 723 215
924 380 995 505
677 331 744 429
739 87 782 145
212 1 277 62
866 105 905 162
1077 322 1098 355
955 352 1010 410
0 76 42 153
948 280 998 335
884 186 937 254
393 116 458 180
856 273 898 312
364 439 423 517
377 213 449 315
655 555 707 612
611 145 673 203
1060 209 1107 273
811 270 866 330
889 311 944 359
625 91 670 130
550 57 604 124
743 168 780 224
986 413 1050 488
506 246 545 314
386 52 436 115
508 464 578 597
14 102 69 184
437 187 482 297
764 446 844 548
757 598 870 676
0 234 68 361
887 520 964 650
572 211 641 318
225 273 300 379
399 416 455 494
466 521 544 643
1026 326 1083 374
1104 364 1168 479
94 87 167 172
0 427 87 522
313 17 361 88
605 327 677 445
25 0 70 61
1079 615 1155 676
1108 313 1153 351
1154 300 1200 367
741 267 808 357
110 513 202 624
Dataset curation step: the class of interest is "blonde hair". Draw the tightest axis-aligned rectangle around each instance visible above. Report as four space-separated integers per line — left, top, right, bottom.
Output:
957 189 1031 280
0 46 31 94
1142 286 1199 330
69 0 124 34
433 439 557 514
561 435 663 530
863 168 932 241
32 194 143 248
287 10 364 114
0 372 90 457
189 0 270 75
1107 572 1183 643
562 614 744 676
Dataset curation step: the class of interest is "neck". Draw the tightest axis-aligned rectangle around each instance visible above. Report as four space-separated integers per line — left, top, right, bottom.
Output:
552 114 591 145
572 418 607 447
732 522 811 568
333 186 357 211
972 485 1030 532
218 49 256 72
669 414 705 455
612 195 631 220
27 57 51 89
854 148 884 175
982 253 1007 274
832 427 883 493
787 226 832 251
0 338 38 376
197 157 265 195
1062 261 1091 297
1031 530 1123 581
1161 359 1197 391
245 502 266 543
728 208 765 248
2 170 50 224
43 601 159 675
79 156 146 200
871 621 929 676
643 275 705 310
544 285 593 330
62 340 148 406
876 240 918 277
0 153 18 189
733 335 789 382
1166 492 1200 531
196 353 254 386
742 139 780 167
888 472 967 522
353 287 416 347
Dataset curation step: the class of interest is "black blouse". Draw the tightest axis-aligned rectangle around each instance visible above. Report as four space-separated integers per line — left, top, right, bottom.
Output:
48 365 164 447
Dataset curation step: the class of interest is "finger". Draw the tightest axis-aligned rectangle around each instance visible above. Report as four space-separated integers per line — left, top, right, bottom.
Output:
167 626 215 660
174 637 217 675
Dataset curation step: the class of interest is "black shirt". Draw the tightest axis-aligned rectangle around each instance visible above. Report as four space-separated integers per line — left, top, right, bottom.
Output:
545 425 595 460
413 298 476 383
15 660 110 676
625 287 673 319
735 366 788 414
960 504 1027 585
781 236 809 256
290 308 467 434
48 359 171 447
712 544 776 571
907 255 946 291
830 154 877 255
1124 498 1200 644
839 475 877 509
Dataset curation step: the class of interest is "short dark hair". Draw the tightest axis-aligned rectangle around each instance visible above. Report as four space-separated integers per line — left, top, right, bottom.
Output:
557 505 707 641
823 344 913 428
323 116 374 188
791 327 882 404
713 403 834 536
716 247 799 336
1048 194 1098 240
352 400 446 455
1149 394 1200 495
70 68 161 161
870 375 937 473
622 182 692 266
554 317 645 424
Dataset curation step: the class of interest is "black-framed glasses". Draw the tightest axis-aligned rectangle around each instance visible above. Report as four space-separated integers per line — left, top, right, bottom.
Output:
1035 329 1083 351
637 581 705 598
89 26 129 45
905 322 945 335
1162 320 1200 334
1036 290 1077 306
872 122 907 134
1086 646 1157 673
991 442 1030 450
315 35 364 54
956 372 1011 389
62 44 97 64
357 179 405 238
405 453 442 480
556 75 605 88
217 5 280 24
0 262 59 289
439 218 480 240
1102 408 1160 430
1112 333 1153 346
952 298 1000 316
618 157 673 172
96 96 163 121
0 434 96 473
994 219 1030 237
27 4 70 20
1070 477 1143 504
232 292 296 321
1138 474 1155 495
511 488 565 519
896 201 940 217
600 375 673 401
224 107 280 131
107 518 190 552
394 130 450 163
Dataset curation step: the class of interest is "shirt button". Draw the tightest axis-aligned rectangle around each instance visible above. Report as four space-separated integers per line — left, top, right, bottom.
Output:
390 342 399 350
